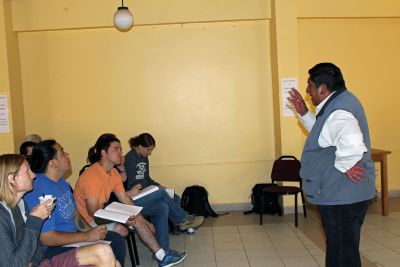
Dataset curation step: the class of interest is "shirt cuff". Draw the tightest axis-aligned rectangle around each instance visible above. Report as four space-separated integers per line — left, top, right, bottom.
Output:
298 111 315 132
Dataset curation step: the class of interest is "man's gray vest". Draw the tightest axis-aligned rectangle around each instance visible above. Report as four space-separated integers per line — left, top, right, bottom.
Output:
300 89 375 205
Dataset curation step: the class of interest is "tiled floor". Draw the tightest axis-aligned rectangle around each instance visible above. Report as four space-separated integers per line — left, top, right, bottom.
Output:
125 198 400 267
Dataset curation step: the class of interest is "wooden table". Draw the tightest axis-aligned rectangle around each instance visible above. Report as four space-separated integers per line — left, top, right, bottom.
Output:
371 148 391 216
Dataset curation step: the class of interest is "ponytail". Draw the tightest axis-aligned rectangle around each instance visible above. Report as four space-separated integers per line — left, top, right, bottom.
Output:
29 140 57 173
88 133 120 164
128 133 155 149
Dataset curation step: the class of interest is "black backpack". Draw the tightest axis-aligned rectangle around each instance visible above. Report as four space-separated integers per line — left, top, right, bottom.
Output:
181 185 218 218
244 183 282 215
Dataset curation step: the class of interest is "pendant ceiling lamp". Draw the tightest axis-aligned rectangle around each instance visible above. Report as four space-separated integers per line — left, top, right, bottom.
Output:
113 0 133 32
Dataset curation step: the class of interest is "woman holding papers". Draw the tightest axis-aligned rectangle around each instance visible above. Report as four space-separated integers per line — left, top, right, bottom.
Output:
123 133 204 232
0 154 120 267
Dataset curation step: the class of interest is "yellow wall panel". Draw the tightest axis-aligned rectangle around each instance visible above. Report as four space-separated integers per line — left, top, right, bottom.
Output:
18 21 275 203
0 0 15 153
153 161 274 205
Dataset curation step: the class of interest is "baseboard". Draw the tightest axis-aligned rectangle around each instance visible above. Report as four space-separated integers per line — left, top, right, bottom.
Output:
211 203 253 212
211 190 400 214
377 189 400 198
211 202 302 214
283 206 305 215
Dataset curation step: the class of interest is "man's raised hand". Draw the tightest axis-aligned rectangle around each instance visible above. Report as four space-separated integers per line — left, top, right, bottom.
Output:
287 88 308 116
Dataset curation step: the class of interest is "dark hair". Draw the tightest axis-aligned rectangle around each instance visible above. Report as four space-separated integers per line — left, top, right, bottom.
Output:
88 133 120 164
19 141 36 156
79 164 91 176
129 133 156 149
308 63 346 92
29 140 57 173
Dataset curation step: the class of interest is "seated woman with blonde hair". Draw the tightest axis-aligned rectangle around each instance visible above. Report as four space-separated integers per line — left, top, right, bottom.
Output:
0 154 121 267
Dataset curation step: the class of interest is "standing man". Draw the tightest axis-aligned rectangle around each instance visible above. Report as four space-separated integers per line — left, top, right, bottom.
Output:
288 63 375 267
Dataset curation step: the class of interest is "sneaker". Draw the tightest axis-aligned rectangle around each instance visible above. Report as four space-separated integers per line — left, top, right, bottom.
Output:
179 215 204 231
170 249 186 257
157 251 187 267
169 225 181 235
153 250 185 261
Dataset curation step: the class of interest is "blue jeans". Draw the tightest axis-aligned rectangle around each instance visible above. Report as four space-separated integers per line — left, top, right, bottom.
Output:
134 188 188 250
45 231 126 267
317 199 371 267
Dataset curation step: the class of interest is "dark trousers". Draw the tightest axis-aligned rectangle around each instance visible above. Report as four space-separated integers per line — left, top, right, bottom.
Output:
45 231 126 267
105 231 126 266
317 199 371 267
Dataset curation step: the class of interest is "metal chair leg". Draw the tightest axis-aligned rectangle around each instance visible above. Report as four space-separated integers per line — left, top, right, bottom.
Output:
301 191 307 217
259 194 264 225
295 193 298 227
130 231 140 265
126 234 136 267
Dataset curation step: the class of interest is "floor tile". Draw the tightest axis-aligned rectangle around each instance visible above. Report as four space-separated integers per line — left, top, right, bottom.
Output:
305 244 325 255
238 224 266 233
360 236 386 251
214 241 244 251
365 229 398 239
216 260 250 267
376 259 400 267
374 236 400 248
213 233 242 242
244 247 280 259
184 262 216 267
248 258 285 267
212 225 239 234
184 250 215 262
242 239 274 250
240 231 269 241
215 249 248 262
362 248 400 262
281 255 319 267
312 254 325 266
275 245 310 257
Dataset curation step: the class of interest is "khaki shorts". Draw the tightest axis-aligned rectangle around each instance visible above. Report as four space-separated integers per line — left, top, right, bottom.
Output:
39 248 89 267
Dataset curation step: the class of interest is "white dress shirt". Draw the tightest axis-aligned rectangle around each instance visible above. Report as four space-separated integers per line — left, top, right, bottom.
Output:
299 93 367 173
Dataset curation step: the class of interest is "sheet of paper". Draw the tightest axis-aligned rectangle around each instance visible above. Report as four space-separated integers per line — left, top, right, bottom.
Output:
105 202 143 216
281 77 298 117
94 209 132 223
63 240 111 248
165 188 175 198
131 185 159 201
0 94 10 133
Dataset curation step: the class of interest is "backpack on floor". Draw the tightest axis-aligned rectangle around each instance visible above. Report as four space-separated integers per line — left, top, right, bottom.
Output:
181 185 218 218
244 183 282 215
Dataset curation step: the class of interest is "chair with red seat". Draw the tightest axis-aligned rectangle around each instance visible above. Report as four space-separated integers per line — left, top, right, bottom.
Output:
260 155 307 227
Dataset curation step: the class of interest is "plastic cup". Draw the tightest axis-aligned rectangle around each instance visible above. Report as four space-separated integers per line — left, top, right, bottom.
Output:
39 195 54 218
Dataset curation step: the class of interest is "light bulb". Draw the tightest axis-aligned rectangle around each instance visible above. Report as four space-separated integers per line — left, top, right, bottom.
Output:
113 6 133 31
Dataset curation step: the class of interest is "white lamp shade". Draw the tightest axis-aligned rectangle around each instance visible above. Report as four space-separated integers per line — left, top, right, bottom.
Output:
113 7 133 31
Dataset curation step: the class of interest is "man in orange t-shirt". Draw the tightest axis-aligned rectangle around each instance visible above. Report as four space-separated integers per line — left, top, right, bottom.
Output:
74 162 125 227
74 133 187 267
